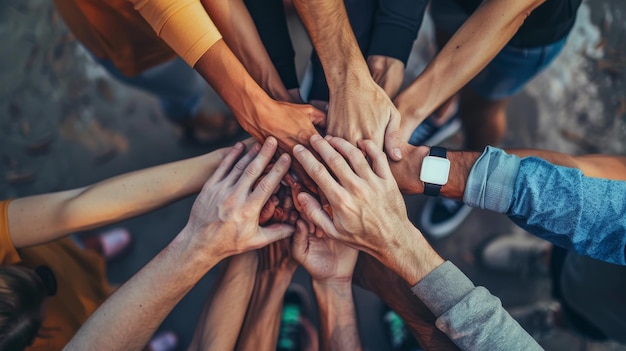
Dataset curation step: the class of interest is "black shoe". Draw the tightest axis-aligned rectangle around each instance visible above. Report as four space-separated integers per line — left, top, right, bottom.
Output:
382 307 422 351
408 113 461 146
420 198 473 240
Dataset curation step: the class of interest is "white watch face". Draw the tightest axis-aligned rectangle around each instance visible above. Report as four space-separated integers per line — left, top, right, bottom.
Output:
420 156 450 185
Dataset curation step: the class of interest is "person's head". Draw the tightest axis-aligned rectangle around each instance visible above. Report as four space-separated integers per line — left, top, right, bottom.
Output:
0 266 55 351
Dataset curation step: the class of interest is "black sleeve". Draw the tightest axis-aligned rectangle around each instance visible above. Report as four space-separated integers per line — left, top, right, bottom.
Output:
244 0 299 89
367 0 428 65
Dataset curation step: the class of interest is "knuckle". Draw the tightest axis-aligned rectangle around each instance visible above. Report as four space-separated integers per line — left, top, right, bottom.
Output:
311 162 327 178
244 163 260 179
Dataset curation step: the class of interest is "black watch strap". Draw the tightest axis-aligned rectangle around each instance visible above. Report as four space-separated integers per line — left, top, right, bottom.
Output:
422 146 447 197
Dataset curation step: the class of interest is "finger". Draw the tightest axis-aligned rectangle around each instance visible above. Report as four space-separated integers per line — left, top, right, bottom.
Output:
291 219 309 263
259 195 279 225
226 142 262 185
292 142 343 200
249 153 291 208
237 137 279 190
308 134 353 175
297 192 340 238
207 142 246 186
288 210 299 225
360 139 394 180
273 207 284 223
326 136 373 180
256 224 295 248
384 111 403 161
309 104 327 128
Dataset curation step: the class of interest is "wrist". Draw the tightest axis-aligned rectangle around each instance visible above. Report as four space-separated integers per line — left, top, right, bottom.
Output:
173 225 221 271
379 226 444 286
394 89 429 124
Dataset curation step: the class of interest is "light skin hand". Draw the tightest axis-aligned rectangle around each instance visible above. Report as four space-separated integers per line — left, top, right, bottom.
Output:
327 77 404 161
292 220 358 283
187 137 295 260
292 135 443 286
367 55 405 99
292 134 410 259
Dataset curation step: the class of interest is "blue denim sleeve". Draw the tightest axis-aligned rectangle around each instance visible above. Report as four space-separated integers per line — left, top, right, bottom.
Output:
464 146 626 265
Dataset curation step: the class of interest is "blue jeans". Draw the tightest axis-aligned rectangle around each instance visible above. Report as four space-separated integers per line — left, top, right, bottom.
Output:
96 57 206 122
430 0 568 100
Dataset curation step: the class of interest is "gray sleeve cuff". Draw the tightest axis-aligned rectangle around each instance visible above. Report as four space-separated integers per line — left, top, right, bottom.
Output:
410 261 475 317
463 146 521 213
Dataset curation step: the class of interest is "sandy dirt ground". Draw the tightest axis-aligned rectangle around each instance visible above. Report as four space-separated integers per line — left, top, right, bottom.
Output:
0 0 625 350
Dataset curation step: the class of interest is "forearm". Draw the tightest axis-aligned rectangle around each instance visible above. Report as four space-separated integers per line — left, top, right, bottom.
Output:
189 252 258 351
291 0 370 91
313 281 362 351
194 40 274 141
236 269 295 351
201 0 291 101
395 0 544 120
390 144 478 199
9 149 228 247
65 227 218 351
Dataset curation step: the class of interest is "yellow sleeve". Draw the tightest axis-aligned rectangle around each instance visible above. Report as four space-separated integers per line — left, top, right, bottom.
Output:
0 200 21 265
129 0 223 67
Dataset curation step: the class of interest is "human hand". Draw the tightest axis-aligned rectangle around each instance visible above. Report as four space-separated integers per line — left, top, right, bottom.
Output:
292 135 413 260
292 219 358 283
240 100 326 194
367 55 405 99
327 75 403 161
184 137 294 260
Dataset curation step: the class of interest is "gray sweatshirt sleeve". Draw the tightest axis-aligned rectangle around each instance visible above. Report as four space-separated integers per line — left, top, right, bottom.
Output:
411 261 543 351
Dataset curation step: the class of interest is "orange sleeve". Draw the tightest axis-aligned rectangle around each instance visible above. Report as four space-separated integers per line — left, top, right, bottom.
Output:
129 0 222 67
0 200 21 265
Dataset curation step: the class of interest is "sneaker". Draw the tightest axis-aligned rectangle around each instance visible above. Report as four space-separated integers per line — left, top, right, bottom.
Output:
408 113 461 147
508 301 560 339
277 286 310 351
147 331 178 351
420 198 473 240
478 234 551 277
382 308 422 351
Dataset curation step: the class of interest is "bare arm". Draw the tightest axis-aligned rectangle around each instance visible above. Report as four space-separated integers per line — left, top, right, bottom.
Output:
8 147 230 248
291 0 403 160
188 253 258 351
396 0 545 140
201 0 292 101
236 240 298 351
65 138 295 351
292 219 362 351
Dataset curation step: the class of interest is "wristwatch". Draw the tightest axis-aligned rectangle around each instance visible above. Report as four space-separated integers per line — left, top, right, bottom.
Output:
420 146 450 196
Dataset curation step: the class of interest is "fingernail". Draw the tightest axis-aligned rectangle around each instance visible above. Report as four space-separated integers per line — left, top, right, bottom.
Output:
233 142 243 150
297 193 308 204
252 143 261 151
293 144 305 153
393 147 402 159
279 153 290 162
324 135 332 141
265 137 276 147
311 134 322 142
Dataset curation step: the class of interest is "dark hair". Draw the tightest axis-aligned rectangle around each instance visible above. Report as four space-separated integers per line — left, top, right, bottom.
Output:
0 266 48 351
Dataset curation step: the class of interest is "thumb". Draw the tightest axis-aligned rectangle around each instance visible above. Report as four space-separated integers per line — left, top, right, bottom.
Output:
291 220 309 263
297 192 339 238
259 223 294 247
385 112 403 161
